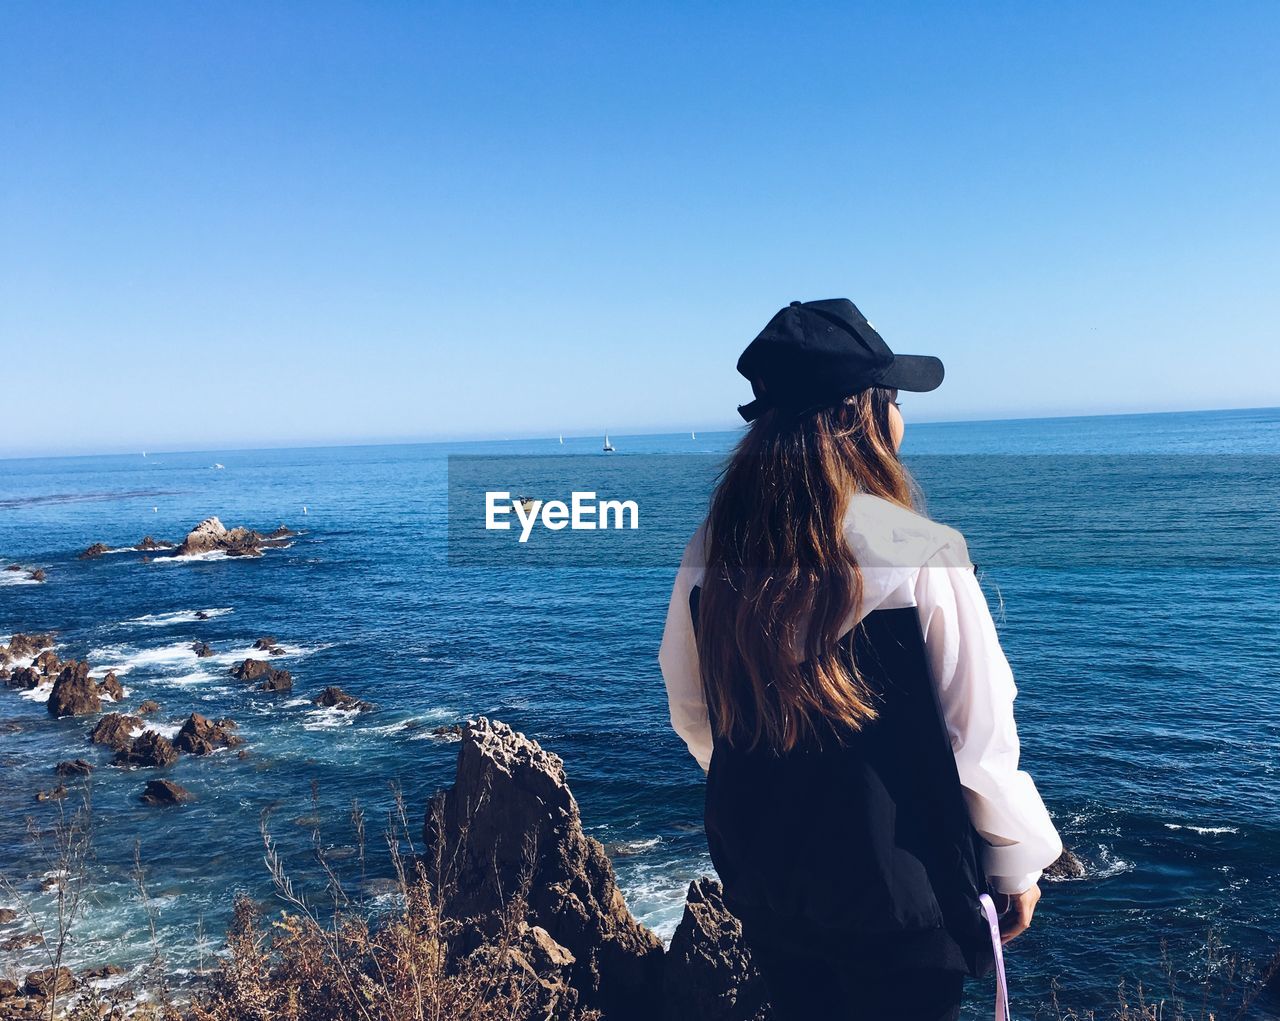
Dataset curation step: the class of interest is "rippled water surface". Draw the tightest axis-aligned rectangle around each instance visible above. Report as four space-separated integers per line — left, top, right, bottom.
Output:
2 407 1278 1018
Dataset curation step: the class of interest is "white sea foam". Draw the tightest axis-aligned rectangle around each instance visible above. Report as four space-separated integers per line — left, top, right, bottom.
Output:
0 572 42 586
301 706 358 731
121 608 233 627
141 721 180 740
19 682 54 704
1165 823 1239 836
154 550 230 564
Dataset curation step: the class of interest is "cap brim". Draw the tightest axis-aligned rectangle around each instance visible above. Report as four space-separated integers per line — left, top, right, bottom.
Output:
878 354 945 393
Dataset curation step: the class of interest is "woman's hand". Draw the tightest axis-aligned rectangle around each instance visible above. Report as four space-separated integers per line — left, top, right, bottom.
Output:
994 884 1041 944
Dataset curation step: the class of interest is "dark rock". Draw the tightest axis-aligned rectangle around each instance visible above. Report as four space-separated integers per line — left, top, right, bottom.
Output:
425 717 664 1021
194 610 210 620
255 669 293 692
79 542 111 559
0 977 14 996
33 650 61 675
174 713 243 755
267 525 298 539
1 932 42 951
46 661 101 717
172 516 280 558
28 569 45 582
82 964 126 980
2 633 55 664
136 699 160 715
115 730 179 768
253 636 277 651
0 908 16 925
2 564 17 572
22 967 73 997
34 784 67 802
55 759 94 777
312 686 373 712
89 713 142 750
5 667 41 690
230 658 271 681
1043 847 1087 881
97 671 124 701
140 779 194 805
429 723 464 741
191 642 213 658
136 536 173 551
664 878 770 1021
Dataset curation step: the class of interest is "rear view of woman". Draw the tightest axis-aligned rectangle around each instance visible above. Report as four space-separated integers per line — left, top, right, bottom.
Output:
659 299 1062 1021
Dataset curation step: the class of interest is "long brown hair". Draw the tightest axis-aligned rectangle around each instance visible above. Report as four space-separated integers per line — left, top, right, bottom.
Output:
696 387 913 754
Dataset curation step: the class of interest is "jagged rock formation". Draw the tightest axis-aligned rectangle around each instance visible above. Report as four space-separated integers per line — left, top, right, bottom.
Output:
173 517 296 558
425 718 768 1021
46 661 100 717
89 713 143 750
426 718 665 1021
175 713 243 755
313 686 374 712
664 878 770 1021
115 730 179 768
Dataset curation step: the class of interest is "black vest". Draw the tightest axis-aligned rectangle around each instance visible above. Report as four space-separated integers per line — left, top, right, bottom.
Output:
691 587 994 977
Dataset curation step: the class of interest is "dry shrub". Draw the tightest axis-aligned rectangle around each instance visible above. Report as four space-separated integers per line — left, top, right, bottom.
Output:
188 790 597 1021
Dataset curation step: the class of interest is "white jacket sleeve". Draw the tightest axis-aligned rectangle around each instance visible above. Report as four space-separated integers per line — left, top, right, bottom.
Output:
915 542 1063 895
658 536 713 773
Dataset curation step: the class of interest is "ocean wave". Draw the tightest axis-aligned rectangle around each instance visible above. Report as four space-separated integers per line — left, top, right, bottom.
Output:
0 572 43 586
1165 823 1240 836
301 706 359 731
88 638 326 677
153 550 230 564
121 608 233 627
19 682 54 704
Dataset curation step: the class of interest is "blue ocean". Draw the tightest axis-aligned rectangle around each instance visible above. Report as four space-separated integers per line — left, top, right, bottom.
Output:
2 406 1278 1018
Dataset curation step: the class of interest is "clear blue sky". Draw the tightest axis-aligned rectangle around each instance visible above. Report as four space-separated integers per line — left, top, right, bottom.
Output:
1 2 1277 456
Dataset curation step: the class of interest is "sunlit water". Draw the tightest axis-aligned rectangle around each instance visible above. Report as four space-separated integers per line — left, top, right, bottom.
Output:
2 407 1278 1018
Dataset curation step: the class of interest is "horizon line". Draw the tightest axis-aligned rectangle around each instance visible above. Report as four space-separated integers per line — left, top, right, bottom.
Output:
2 402 1277 464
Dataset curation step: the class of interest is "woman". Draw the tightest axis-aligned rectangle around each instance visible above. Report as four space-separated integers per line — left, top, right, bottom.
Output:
659 299 1062 1021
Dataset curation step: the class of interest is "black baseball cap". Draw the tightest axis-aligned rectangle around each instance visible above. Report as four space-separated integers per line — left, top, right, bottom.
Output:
736 299 945 422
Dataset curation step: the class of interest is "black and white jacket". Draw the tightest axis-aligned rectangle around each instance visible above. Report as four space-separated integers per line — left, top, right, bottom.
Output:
658 494 1062 967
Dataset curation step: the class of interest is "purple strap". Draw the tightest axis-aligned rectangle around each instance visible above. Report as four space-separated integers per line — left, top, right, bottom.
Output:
978 893 1011 1021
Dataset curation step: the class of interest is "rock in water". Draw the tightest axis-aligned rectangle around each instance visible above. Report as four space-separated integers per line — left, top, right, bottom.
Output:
46 661 101 717
312 686 373 712
664 878 771 1021
97 671 124 701
425 717 664 1021
23 966 74 997
175 713 243 755
79 542 111 559
191 642 213 658
136 535 173 550
1043 847 1087 881
141 779 194 805
89 713 143 750
54 759 94 777
230 658 270 681
115 731 179 768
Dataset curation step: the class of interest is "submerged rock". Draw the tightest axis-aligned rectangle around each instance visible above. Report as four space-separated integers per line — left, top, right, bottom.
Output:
140 779 194 805
425 717 664 1021
175 713 243 755
191 642 213 658
1043 847 1087 881
136 699 160 715
115 731 179 768
34 784 67 802
79 542 111 560
46 662 100 718
136 535 173 551
89 713 142 751
312 686 373 712
54 759 94 777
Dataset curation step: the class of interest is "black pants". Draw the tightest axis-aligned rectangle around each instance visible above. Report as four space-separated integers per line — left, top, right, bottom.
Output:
751 942 965 1021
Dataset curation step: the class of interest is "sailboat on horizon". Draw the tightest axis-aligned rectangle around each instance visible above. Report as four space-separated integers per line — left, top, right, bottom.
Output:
603 432 615 453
